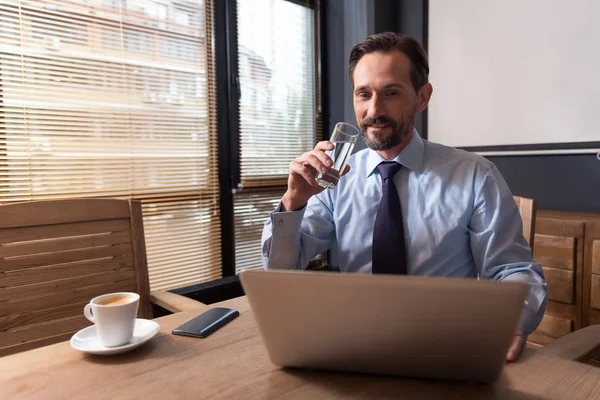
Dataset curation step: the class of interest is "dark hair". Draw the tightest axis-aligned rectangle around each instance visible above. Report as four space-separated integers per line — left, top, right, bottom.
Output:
348 32 429 92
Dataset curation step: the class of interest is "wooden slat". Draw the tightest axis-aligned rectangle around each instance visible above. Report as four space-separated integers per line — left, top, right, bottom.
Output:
535 255 575 271
0 315 90 348
533 234 576 271
528 331 555 346
590 275 600 310
0 231 132 258
514 196 536 247
589 357 600 368
590 310 600 326
544 267 575 304
592 240 600 275
536 217 586 237
0 218 131 244
0 243 133 272
526 341 543 350
583 221 600 327
0 199 131 229
0 301 88 331
0 330 77 358
2 255 134 287
535 314 573 339
538 324 600 361
148 290 206 314
1 268 136 302
545 301 577 322
1 279 136 316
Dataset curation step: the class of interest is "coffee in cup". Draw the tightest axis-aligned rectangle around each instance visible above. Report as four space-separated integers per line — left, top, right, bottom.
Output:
84 292 140 347
97 295 134 307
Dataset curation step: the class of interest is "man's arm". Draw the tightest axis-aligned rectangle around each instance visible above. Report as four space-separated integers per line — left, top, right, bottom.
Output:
261 140 350 270
469 163 548 338
261 193 336 270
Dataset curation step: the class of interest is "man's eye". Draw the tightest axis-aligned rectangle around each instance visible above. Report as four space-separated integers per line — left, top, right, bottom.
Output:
387 91 398 96
357 93 370 99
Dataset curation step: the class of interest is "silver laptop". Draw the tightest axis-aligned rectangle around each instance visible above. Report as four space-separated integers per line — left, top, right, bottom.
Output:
239 269 528 383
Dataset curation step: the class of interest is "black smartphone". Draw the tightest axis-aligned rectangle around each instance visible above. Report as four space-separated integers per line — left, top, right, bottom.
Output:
172 307 239 338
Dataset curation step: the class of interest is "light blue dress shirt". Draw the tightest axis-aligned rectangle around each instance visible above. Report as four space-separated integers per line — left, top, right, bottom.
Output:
261 131 547 336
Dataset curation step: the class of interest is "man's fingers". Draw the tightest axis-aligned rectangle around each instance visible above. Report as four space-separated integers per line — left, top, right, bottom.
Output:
305 154 330 174
506 332 524 362
294 143 334 172
314 151 334 167
290 160 321 188
315 141 335 152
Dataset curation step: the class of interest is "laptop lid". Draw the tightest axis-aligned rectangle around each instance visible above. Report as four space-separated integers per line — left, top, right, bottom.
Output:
239 269 528 383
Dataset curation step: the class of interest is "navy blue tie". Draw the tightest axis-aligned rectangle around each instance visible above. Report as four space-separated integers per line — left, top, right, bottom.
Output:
372 162 407 275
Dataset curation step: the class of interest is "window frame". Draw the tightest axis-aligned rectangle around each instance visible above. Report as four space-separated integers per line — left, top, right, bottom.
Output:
175 0 324 297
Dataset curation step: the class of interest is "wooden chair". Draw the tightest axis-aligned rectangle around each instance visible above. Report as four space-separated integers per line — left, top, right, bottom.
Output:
514 196 537 251
0 199 206 357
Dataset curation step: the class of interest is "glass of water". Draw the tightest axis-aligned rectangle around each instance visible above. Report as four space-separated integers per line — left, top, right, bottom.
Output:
316 122 360 189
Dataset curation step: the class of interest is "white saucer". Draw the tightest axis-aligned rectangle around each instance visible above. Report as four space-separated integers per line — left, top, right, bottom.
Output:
70 319 160 355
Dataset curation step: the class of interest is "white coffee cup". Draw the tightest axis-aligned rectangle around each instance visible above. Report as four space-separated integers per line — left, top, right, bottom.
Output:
84 292 140 347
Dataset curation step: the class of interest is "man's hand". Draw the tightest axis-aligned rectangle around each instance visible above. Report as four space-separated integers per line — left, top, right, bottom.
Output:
281 141 350 211
506 330 525 362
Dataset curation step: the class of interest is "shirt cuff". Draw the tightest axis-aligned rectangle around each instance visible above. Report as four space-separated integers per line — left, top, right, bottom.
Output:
269 202 306 236
503 273 547 336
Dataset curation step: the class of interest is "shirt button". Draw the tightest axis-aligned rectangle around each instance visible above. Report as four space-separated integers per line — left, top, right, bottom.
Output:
278 220 284 226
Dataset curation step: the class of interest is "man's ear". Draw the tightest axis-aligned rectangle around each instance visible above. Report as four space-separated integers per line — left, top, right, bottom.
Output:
417 83 433 112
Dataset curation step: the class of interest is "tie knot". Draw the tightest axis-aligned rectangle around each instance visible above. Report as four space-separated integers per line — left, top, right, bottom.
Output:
377 162 402 180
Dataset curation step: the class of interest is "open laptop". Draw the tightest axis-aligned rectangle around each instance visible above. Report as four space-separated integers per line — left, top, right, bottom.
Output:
239 269 528 383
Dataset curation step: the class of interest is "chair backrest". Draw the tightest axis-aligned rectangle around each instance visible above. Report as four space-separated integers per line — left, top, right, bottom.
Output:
514 196 537 250
0 199 152 357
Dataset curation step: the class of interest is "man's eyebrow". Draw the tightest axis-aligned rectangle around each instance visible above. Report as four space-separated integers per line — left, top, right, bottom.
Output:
354 83 406 92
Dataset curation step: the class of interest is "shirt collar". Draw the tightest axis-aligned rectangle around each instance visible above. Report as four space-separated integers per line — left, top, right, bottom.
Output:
366 129 425 177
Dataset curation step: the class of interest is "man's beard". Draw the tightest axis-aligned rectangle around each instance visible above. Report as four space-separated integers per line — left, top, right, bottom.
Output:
359 112 416 151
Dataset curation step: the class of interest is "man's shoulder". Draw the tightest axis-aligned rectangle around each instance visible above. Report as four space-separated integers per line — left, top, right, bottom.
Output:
423 139 495 174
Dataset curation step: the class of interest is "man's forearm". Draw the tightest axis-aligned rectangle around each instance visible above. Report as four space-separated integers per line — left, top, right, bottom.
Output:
261 195 336 270
261 204 307 270
501 269 548 336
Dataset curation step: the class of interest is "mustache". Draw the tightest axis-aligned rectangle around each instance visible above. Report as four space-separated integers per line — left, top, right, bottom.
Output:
360 116 397 131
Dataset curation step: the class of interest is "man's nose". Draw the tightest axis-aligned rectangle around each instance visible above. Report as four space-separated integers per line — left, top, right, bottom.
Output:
367 95 384 119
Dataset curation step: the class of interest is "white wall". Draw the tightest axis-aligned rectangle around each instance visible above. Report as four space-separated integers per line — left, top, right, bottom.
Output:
428 0 600 149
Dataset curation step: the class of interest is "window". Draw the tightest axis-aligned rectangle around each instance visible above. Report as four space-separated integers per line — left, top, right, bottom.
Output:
232 0 320 272
0 0 321 290
0 0 220 290
236 0 317 187
233 191 282 273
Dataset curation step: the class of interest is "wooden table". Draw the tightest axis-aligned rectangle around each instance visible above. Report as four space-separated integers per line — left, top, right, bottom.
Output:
2 296 600 399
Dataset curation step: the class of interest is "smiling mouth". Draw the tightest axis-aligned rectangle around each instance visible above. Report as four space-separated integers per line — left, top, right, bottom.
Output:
368 124 391 130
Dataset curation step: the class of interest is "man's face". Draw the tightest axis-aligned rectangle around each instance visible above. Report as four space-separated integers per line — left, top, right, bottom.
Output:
352 50 431 151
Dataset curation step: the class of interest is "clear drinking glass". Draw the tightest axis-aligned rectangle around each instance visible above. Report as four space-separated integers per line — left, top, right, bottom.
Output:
315 122 360 189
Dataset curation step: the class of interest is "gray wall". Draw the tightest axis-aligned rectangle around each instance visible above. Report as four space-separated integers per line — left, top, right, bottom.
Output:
323 0 600 214
487 155 600 213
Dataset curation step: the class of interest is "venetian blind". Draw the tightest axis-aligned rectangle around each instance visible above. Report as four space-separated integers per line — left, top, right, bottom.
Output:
233 189 283 273
236 0 318 187
0 0 221 290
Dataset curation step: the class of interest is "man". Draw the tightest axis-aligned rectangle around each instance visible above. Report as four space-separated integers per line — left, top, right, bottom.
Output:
261 32 547 361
